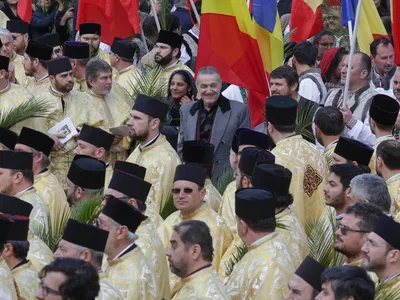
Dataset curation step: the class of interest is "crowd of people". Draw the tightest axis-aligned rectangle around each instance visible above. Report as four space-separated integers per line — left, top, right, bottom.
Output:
0 0 398 299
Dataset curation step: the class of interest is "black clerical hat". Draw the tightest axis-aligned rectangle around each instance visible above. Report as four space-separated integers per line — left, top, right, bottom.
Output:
0 151 32 170
373 215 400 250
295 256 325 292
157 30 183 49
0 55 10 71
334 137 373 166
0 127 18 150
102 196 147 233
0 216 12 243
114 161 146 179
62 219 109 252
6 20 29 34
79 124 114 151
109 170 151 202
182 140 214 167
231 130 239 154
36 32 61 47
67 155 106 189
17 127 55 157
369 94 400 127
64 41 90 59
238 147 275 176
6 215 29 241
80 23 101 36
0 194 33 216
174 163 206 187
266 96 298 126
236 128 270 150
25 40 53 60
132 94 169 121
251 163 292 196
48 57 72 76
111 39 136 60
235 188 277 220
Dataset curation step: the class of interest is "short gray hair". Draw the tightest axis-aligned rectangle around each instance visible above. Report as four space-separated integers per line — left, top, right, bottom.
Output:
109 218 138 243
75 244 104 268
85 58 112 88
350 174 391 213
174 0 187 8
196 66 221 82
0 29 12 42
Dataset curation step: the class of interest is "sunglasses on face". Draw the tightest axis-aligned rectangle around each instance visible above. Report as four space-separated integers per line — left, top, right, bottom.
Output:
338 224 369 236
171 188 194 194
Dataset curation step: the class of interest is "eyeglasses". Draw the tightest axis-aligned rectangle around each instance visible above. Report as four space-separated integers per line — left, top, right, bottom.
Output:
319 42 335 48
338 224 369 236
12 34 23 41
103 194 131 202
171 188 194 194
39 282 64 297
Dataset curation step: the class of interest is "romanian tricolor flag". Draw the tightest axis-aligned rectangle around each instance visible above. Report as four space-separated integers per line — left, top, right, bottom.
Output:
342 0 387 54
391 0 400 66
290 0 323 42
196 0 269 127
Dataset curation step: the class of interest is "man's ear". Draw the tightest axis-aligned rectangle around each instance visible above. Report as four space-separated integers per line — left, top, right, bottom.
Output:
2 243 13 258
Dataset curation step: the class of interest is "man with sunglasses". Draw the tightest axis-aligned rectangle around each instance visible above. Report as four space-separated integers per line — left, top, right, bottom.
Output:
158 163 233 278
65 155 106 206
6 20 28 56
334 203 382 282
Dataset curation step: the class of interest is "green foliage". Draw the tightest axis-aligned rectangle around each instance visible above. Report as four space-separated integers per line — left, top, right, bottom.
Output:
305 208 345 268
0 97 52 129
160 192 177 220
216 168 235 195
224 242 249 277
128 67 168 100
71 194 103 225
158 0 172 31
296 98 319 143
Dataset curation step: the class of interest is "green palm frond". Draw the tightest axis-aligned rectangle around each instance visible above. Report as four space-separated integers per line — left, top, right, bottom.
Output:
160 192 177 220
128 67 168 100
224 242 249 277
296 98 319 143
71 194 103 225
305 208 345 268
216 168 235 195
375 284 400 300
159 0 172 30
0 97 52 129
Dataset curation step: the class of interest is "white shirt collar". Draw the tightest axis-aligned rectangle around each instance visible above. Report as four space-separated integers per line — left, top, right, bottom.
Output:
139 133 160 149
112 242 136 260
36 74 49 83
15 186 34 196
50 86 65 96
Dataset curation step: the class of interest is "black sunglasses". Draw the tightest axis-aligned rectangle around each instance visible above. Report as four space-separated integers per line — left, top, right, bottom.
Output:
338 224 369 236
171 188 194 194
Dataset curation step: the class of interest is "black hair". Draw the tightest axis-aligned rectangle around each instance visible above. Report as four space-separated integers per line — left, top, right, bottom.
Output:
313 30 335 45
323 48 348 83
344 202 383 232
370 36 392 57
330 164 363 190
7 240 29 260
242 216 276 233
376 140 400 170
293 41 318 67
270 66 299 91
314 106 344 135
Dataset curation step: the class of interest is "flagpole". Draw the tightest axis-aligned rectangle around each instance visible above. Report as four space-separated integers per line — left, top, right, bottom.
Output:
347 21 353 46
341 0 362 108
140 25 149 54
189 0 200 24
149 0 161 32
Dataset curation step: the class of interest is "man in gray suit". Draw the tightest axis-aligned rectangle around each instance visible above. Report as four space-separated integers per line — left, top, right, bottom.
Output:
178 66 251 184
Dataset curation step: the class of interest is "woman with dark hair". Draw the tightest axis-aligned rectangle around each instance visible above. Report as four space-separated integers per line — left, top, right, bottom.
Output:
320 47 348 90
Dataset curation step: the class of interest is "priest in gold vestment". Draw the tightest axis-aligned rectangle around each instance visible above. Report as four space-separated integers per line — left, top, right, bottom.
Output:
77 23 111 65
367 94 399 174
166 220 230 300
54 219 123 300
376 139 400 216
2 216 39 300
225 188 296 299
15 127 70 232
266 96 327 224
99 196 159 300
105 166 170 299
126 94 181 213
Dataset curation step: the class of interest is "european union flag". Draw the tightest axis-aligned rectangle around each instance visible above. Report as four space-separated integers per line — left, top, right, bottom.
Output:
252 0 276 32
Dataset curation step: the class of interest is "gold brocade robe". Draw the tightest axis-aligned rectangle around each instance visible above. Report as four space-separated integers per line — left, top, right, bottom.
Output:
34 169 70 232
0 258 18 300
10 52 28 88
27 231 53 273
369 135 395 175
158 204 233 272
387 173 400 216
0 83 47 134
0 10 9 28
97 48 111 64
98 272 123 300
218 181 237 235
172 266 230 300
204 179 222 212
136 218 171 300
127 134 181 213
17 188 50 237
375 276 400 298
11 260 39 300
272 135 327 224
344 259 378 283
225 232 295 300
105 164 113 190
42 88 104 184
156 62 194 96
323 140 338 166
104 246 159 300
146 206 163 229
114 65 139 97
26 76 51 96
73 77 88 92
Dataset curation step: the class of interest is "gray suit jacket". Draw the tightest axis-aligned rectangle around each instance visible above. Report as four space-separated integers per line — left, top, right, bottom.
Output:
178 95 251 184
